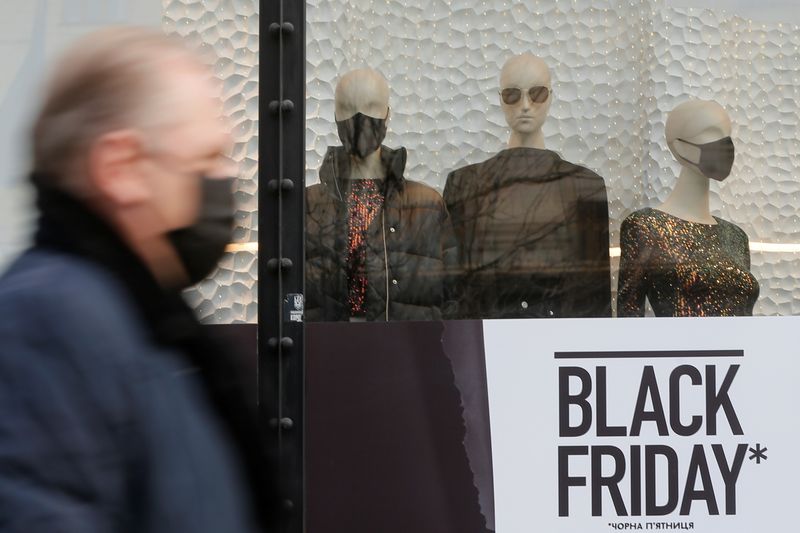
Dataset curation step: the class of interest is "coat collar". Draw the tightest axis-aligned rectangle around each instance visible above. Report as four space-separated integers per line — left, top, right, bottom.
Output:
32 176 196 346
319 145 407 197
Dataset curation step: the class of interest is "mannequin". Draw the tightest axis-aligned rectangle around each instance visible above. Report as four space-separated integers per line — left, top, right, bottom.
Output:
306 68 455 322
658 100 730 224
333 69 390 181
443 53 611 319
617 99 759 317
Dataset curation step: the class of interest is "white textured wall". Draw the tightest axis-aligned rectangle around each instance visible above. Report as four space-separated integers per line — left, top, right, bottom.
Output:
165 0 259 323
667 0 800 24
0 0 257 324
306 0 800 316
3 1 797 322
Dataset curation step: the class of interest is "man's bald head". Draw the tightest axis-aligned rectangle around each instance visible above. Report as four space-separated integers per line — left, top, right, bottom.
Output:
334 68 390 120
31 27 216 183
30 26 234 265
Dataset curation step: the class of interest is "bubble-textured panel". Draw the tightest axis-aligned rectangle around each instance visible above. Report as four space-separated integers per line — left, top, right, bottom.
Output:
182 250 259 323
163 0 259 323
647 7 800 316
307 0 800 316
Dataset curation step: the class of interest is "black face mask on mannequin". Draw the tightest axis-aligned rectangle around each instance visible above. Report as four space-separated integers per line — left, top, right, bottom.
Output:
168 177 235 287
336 111 388 159
676 136 735 182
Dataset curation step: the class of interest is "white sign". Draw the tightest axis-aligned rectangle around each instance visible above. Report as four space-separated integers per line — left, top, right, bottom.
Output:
484 317 799 532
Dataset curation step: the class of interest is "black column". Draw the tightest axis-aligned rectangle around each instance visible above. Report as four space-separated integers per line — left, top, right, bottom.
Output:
259 2 306 532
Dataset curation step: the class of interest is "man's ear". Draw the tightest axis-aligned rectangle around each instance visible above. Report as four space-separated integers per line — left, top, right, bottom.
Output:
87 130 151 205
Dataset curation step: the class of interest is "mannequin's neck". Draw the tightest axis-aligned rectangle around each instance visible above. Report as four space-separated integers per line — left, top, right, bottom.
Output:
508 129 545 150
348 148 385 180
658 165 715 224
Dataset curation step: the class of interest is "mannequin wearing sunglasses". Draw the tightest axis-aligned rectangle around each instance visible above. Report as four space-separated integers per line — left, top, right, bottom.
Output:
443 53 611 319
617 99 759 317
306 68 455 322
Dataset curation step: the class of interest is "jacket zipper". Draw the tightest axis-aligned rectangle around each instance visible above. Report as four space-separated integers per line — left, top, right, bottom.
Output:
381 210 389 321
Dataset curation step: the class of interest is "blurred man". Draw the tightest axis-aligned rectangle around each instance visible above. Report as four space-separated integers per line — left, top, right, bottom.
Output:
0 28 270 532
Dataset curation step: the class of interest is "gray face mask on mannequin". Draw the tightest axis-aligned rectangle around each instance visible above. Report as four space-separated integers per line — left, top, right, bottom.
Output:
336 111 388 159
676 136 735 182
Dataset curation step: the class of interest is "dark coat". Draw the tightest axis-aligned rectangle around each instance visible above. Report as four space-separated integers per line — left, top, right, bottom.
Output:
306 146 456 321
0 186 270 532
444 147 612 319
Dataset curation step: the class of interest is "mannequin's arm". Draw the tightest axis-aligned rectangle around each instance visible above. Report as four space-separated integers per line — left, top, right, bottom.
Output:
439 204 460 319
744 234 752 271
442 172 470 319
616 216 648 317
574 177 612 317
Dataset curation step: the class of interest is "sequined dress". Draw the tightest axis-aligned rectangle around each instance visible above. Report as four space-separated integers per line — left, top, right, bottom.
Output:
617 208 759 317
345 179 384 317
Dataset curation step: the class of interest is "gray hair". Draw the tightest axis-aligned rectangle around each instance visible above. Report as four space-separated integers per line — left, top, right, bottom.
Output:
31 27 201 185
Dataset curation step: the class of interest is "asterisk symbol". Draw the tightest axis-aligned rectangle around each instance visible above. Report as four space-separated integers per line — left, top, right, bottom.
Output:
749 443 768 464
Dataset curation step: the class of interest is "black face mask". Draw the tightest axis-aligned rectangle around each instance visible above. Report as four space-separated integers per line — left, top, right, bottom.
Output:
168 177 235 287
336 111 388 159
676 136 735 182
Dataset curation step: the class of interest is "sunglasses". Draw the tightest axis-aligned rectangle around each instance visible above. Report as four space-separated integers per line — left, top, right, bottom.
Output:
500 86 551 105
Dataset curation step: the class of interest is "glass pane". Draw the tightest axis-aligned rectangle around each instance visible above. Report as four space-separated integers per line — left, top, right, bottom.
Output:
0 0 258 325
306 0 800 321
305 4 800 533
165 0 259 324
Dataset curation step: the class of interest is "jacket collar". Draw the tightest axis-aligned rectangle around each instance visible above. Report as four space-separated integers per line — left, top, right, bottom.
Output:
319 145 407 197
32 177 197 346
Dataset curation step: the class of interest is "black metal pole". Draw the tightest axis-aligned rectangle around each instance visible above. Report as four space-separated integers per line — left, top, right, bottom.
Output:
259 1 305 532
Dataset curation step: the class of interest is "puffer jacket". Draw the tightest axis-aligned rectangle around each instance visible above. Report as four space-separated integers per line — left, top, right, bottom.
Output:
306 146 456 321
444 147 612 319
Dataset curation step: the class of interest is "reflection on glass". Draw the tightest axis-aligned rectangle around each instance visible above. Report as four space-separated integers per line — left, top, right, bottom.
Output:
617 100 759 317
444 53 612 319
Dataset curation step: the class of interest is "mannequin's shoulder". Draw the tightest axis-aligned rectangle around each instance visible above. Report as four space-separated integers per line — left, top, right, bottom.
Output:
445 158 486 184
443 157 491 202
305 181 328 200
401 180 448 216
621 208 662 233
714 217 750 241
306 180 325 191
557 158 604 183
555 160 607 202
403 179 445 203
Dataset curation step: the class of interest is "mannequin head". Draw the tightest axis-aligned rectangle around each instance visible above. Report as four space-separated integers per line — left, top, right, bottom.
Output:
665 99 733 179
499 53 552 141
334 69 390 162
334 68 390 121
658 99 734 222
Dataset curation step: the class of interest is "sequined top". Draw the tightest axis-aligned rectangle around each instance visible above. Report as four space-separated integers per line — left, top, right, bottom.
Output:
345 180 384 317
617 208 759 317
